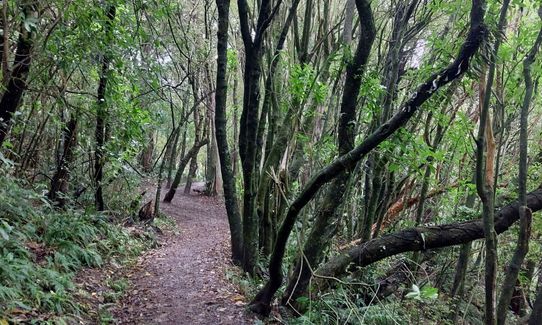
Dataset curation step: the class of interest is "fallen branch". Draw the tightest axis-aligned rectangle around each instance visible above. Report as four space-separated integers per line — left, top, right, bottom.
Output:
316 186 542 283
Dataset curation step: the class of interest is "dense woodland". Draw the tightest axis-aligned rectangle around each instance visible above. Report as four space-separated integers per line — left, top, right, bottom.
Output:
1 0 542 324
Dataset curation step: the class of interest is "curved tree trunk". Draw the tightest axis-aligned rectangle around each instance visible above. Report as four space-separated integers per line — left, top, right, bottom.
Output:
163 139 208 203
282 0 376 308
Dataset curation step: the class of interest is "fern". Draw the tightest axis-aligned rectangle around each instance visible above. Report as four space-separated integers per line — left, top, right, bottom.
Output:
0 174 151 321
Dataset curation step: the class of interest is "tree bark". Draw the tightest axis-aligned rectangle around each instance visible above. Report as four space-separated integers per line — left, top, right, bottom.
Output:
214 0 244 264
237 0 283 274
450 176 477 322
0 0 9 84
316 186 542 283
529 277 542 324
0 3 37 147
167 128 181 187
140 132 155 173
475 1 510 323
48 117 78 208
94 5 116 211
255 0 301 256
342 0 356 43
184 156 198 194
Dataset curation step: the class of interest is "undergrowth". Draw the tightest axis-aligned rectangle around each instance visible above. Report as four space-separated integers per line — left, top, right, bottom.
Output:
0 174 156 323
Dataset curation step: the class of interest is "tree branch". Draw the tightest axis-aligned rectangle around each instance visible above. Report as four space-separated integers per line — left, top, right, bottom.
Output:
316 186 542 282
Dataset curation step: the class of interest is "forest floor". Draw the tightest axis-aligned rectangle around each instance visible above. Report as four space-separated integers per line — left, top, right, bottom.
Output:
112 182 255 324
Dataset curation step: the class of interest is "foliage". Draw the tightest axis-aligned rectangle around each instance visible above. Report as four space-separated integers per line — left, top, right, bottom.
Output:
1 0 542 322
0 174 152 322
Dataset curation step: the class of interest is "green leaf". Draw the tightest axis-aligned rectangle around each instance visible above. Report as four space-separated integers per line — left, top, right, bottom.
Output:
23 17 38 33
420 285 439 300
0 228 9 240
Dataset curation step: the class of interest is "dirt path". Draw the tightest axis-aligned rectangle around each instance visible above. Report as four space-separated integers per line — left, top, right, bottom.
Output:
115 183 254 324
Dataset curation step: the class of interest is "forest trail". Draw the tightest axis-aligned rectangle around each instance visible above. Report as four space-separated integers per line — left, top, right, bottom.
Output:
114 183 253 324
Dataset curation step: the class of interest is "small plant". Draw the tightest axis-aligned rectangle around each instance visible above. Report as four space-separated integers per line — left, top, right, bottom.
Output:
154 213 178 233
405 284 439 302
104 278 129 303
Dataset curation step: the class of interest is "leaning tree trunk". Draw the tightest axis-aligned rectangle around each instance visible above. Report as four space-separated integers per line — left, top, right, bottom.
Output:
282 0 376 308
0 3 37 146
169 128 186 188
155 126 181 218
163 139 208 203
315 187 542 285
184 156 198 194
166 128 180 186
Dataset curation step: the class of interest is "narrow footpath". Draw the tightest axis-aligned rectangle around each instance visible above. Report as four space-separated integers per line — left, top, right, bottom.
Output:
115 183 254 324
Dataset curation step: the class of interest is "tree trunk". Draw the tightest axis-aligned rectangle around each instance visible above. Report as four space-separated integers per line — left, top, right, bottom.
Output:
184 156 198 194
450 178 477 322
167 128 181 187
205 108 219 196
496 13 541 325
94 5 116 211
214 0 243 264
342 0 356 43
48 117 78 208
140 132 155 173
163 139 208 203
0 3 37 146
237 0 281 274
315 187 542 284
282 0 376 308
0 0 9 84
528 274 542 325
256 0 302 256
170 128 187 188
475 2 509 323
